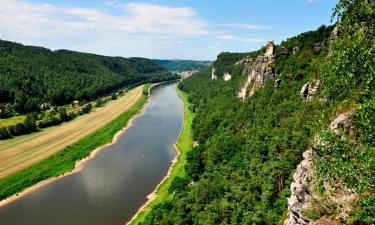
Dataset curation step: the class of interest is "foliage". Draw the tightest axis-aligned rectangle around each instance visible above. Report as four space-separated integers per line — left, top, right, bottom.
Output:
0 87 149 201
138 1 374 223
154 60 211 72
111 93 118 100
81 103 92 114
95 98 105 107
0 40 178 114
140 43 329 224
314 1 375 223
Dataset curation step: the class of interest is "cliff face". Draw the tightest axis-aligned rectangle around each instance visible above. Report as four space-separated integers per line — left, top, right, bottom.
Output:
284 113 358 225
237 41 277 100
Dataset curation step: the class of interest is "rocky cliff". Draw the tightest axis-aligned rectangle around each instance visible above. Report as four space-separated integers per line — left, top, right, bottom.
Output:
237 41 278 100
284 112 359 225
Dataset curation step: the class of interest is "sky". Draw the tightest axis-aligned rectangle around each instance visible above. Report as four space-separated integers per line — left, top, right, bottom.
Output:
0 0 339 60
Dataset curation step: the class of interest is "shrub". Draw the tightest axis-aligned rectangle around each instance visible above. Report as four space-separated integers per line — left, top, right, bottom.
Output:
81 103 92 114
0 127 11 140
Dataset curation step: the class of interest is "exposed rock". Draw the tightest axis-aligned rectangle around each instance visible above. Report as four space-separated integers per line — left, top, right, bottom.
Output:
235 56 252 65
300 80 320 100
274 79 282 88
237 41 277 100
284 149 315 225
281 46 289 55
223 72 232 81
285 113 358 225
314 216 341 225
313 42 326 53
329 112 353 135
211 68 217 80
330 26 342 40
265 41 275 57
293 47 300 55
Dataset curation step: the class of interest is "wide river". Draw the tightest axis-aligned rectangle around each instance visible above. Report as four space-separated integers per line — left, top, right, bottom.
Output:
0 83 183 225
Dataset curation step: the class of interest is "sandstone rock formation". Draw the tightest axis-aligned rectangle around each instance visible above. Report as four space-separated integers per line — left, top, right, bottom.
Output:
293 47 300 55
223 72 232 81
330 26 342 40
313 42 326 53
211 68 217 80
300 80 320 100
329 112 352 134
265 41 275 57
237 41 277 100
284 149 315 225
285 113 357 225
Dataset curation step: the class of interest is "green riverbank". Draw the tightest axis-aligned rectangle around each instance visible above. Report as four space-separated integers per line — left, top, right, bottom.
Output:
0 84 151 201
129 85 194 225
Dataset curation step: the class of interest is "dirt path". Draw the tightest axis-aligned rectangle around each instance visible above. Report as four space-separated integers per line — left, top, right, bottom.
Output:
0 86 144 179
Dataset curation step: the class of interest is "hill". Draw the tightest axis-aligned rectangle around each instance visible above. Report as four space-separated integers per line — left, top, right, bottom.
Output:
0 40 177 114
137 1 374 224
154 59 211 72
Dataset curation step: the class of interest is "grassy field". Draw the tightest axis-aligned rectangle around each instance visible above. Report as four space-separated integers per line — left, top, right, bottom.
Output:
0 85 149 201
0 86 143 178
129 86 194 225
0 116 26 128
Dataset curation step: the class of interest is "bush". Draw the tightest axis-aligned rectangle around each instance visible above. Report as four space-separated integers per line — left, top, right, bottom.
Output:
58 107 71 122
0 127 11 140
23 114 37 132
81 103 92 114
95 98 104 107
111 93 118 100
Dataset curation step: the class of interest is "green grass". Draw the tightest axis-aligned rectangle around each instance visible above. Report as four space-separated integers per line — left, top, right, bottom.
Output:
0 116 26 128
130 86 194 225
0 85 149 200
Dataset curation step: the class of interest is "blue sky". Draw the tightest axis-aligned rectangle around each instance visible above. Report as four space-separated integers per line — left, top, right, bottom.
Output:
0 0 338 60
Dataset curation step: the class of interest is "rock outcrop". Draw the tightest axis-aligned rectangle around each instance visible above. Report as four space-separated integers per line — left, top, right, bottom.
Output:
285 149 315 225
237 41 278 100
329 112 352 134
293 47 300 55
211 68 217 80
300 80 320 100
313 42 326 53
285 113 357 225
224 72 232 81
330 26 342 40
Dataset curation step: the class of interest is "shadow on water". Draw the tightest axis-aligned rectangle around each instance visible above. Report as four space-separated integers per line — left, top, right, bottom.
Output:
0 83 183 225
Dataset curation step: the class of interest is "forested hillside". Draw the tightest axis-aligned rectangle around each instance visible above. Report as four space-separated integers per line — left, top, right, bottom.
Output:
154 59 211 72
139 1 374 224
0 40 177 114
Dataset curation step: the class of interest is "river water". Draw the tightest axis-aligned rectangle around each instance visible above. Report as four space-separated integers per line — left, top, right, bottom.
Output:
0 83 183 225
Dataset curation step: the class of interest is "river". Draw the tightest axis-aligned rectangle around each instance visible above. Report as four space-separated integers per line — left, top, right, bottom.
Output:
0 83 183 225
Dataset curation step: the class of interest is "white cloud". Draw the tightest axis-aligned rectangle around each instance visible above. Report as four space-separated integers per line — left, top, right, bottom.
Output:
0 0 208 55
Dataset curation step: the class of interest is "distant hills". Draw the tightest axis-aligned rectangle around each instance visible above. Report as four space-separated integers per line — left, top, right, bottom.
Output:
154 59 212 72
0 40 178 114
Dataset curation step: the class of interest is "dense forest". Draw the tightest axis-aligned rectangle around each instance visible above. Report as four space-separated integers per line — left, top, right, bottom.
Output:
0 40 178 115
140 1 374 224
154 60 211 72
